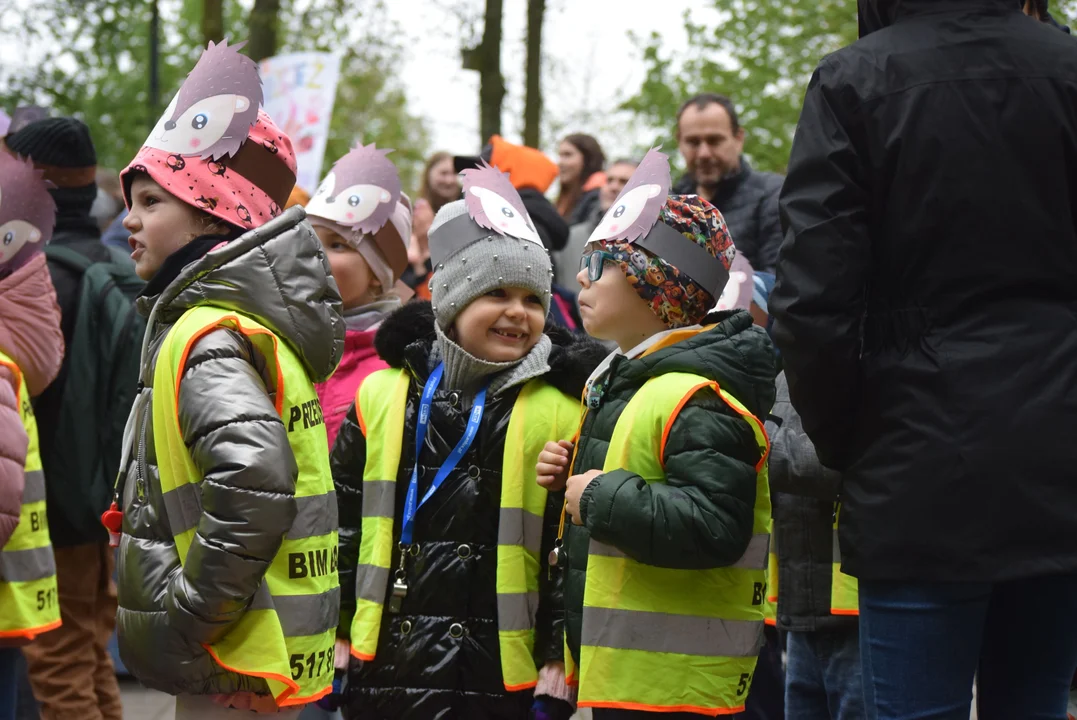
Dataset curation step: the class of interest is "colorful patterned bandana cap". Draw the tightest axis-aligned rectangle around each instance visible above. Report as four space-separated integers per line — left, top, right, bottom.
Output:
598 195 736 328
120 39 297 230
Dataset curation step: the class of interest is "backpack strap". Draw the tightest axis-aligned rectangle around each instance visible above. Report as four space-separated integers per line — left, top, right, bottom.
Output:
44 244 95 273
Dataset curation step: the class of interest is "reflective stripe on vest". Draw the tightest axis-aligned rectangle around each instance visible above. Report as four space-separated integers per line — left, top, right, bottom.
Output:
764 532 778 627
569 372 772 716
152 306 338 707
0 351 61 639
350 368 581 692
830 503 858 616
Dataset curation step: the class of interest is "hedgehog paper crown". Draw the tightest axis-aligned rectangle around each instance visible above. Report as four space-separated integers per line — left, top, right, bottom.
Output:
306 143 402 236
588 147 729 297
0 151 57 268
143 39 263 161
428 160 543 266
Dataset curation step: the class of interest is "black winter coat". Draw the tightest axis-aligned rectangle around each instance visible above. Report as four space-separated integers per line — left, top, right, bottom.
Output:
35 228 113 548
766 373 852 633
771 0 1077 582
333 302 606 720
673 160 784 273
563 311 776 663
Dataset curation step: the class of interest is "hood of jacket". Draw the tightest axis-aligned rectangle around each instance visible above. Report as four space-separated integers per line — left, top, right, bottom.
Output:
375 300 608 399
858 0 1017 37
139 206 345 382
518 187 570 252
0 254 64 397
608 309 776 420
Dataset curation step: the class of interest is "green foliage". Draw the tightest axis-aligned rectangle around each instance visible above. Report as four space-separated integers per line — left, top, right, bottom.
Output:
0 0 428 190
623 0 857 174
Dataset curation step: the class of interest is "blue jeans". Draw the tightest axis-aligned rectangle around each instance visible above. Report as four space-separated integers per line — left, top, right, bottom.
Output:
0 648 19 720
859 574 1077 720
786 625 864 719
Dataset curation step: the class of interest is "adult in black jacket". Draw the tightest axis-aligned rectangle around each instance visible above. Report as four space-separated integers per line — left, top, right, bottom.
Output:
770 1 1077 717
672 93 784 273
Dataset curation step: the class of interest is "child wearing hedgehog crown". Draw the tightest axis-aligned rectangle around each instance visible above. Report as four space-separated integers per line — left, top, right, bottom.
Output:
111 39 346 718
332 162 607 719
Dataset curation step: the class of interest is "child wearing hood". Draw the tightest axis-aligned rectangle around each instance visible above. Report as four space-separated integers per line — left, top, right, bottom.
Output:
536 149 776 718
0 152 65 720
332 163 606 720
305 143 413 449
110 39 345 718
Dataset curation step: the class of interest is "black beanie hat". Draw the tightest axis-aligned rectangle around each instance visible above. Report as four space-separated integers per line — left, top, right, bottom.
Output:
5 117 97 170
4 117 99 233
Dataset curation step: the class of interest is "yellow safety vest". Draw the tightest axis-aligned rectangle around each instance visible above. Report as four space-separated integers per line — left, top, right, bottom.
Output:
0 351 60 640
152 306 338 707
567 372 772 716
765 533 778 626
350 367 581 692
830 503 859 615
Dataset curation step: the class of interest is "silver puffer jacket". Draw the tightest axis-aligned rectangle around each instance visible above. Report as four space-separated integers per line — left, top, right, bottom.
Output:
115 207 344 697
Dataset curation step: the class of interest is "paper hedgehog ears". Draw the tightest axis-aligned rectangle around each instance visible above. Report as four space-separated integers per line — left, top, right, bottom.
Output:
0 151 57 269
306 143 402 236
141 38 264 162
428 161 543 267
587 147 729 298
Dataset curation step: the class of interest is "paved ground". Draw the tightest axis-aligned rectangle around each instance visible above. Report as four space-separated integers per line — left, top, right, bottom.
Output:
118 679 173 720
118 682 595 720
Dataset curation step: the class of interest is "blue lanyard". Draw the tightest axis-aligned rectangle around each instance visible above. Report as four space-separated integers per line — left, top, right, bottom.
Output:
400 363 487 546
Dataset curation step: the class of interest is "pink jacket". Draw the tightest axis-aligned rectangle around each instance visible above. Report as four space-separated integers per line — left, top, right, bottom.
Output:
0 255 64 548
317 327 388 450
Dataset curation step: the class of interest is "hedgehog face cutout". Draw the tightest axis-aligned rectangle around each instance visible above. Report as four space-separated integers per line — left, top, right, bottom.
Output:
588 147 671 245
0 153 56 267
143 39 263 161
306 144 402 236
461 162 541 245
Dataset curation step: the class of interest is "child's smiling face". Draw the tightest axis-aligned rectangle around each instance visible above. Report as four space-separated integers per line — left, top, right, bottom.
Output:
451 286 546 363
124 174 225 281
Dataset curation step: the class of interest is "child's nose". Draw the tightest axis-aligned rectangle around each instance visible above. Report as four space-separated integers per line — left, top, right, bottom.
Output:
576 267 590 289
122 212 138 232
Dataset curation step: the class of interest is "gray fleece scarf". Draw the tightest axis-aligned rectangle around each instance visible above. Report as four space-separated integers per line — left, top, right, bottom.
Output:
433 323 552 400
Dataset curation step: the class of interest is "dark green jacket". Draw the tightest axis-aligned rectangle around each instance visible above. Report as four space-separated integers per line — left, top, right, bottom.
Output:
563 310 776 662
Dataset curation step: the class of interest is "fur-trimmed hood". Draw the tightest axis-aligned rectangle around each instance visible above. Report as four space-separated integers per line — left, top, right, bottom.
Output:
375 300 607 399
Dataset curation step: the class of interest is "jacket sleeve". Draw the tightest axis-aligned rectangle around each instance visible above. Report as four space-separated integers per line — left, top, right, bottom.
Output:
579 390 760 569
331 401 367 640
165 328 299 646
766 374 841 500
769 58 870 470
0 370 27 549
533 489 565 666
756 175 785 273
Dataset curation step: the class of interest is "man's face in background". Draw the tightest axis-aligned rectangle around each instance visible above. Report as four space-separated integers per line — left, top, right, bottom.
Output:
677 102 745 189
600 162 638 211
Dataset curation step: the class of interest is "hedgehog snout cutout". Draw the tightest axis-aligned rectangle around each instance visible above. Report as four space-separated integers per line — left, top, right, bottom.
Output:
588 147 671 245
461 161 541 245
306 143 402 235
143 39 262 161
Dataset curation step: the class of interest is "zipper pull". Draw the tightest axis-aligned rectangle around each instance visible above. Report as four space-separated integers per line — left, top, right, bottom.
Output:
101 501 123 548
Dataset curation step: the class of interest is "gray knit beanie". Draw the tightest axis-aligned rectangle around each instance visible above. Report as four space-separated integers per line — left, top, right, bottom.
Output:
428 199 552 330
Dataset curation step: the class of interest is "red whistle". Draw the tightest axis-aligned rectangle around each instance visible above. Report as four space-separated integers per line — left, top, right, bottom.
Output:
101 502 123 548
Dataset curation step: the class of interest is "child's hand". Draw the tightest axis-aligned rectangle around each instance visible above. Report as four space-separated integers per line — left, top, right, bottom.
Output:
334 637 351 671
565 469 603 525
537 440 574 490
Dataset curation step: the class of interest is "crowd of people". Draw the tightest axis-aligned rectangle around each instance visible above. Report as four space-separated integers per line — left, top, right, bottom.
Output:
0 1 1076 719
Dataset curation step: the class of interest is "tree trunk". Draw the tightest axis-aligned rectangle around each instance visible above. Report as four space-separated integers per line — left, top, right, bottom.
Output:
478 0 504 145
522 0 544 148
247 0 281 63
202 0 224 45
